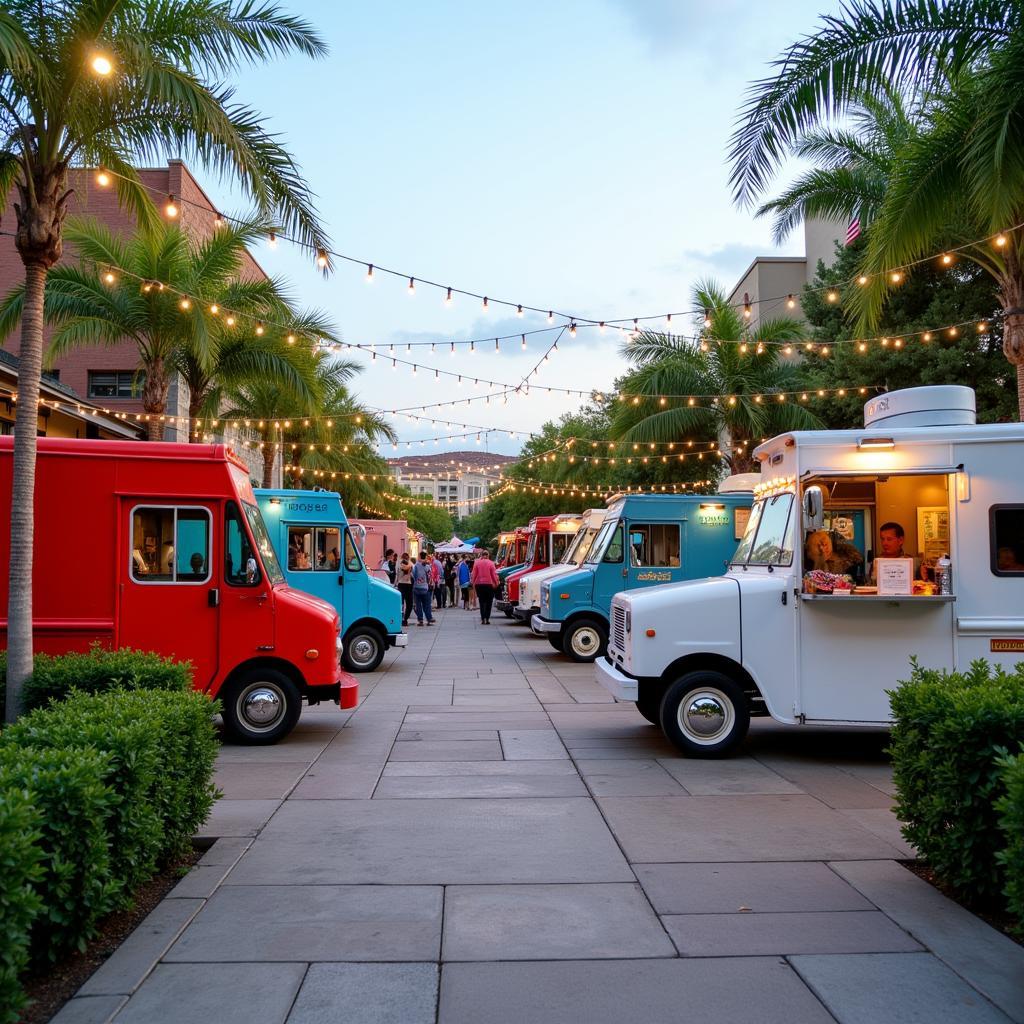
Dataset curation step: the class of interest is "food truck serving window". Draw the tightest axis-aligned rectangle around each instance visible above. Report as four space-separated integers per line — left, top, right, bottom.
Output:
991 505 1024 576
629 524 681 567
131 506 211 584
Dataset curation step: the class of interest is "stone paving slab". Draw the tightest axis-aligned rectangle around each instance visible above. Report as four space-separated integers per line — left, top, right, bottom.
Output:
438 958 836 1024
196 799 283 839
597 795 904 862
657 757 802 796
49 995 126 1024
212 763 310 800
388 740 504 761
498 729 569 760
382 760 580 777
286 963 439 1024
196 837 252 866
663 909 921 957
441 884 675 961
373 773 588 799
290 762 385 799
576 759 686 796
166 885 442 962
111 963 306 1024
756 760 896 808
635 862 874 914
838 807 917 858
790 953 1015 1024
831 860 1024 1021
227 798 634 885
397 729 501 742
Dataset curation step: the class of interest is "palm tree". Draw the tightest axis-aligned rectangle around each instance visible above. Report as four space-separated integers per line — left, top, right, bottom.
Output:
0 0 330 720
728 0 1024 416
610 282 822 473
217 351 397 493
0 215 291 441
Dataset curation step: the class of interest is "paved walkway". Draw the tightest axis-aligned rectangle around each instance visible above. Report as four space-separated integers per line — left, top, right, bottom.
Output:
55 607 1024 1024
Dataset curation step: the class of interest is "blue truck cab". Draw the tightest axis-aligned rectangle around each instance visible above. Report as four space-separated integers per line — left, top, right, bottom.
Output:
256 488 407 672
531 477 756 662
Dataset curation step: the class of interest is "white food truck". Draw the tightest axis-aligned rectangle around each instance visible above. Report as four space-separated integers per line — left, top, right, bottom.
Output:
595 386 1024 756
514 508 607 625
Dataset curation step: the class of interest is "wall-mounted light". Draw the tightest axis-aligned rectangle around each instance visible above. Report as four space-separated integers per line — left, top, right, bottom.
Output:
857 437 895 450
699 502 726 512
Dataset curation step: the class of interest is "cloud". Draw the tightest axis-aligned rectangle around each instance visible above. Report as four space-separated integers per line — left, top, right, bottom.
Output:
604 0 766 55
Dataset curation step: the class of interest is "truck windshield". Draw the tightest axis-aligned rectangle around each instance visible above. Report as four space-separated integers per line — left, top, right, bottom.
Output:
564 527 595 564
586 518 622 565
731 494 795 567
524 533 537 564
244 502 286 584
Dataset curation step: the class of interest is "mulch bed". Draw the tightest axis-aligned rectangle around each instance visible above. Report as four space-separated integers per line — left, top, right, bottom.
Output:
18 842 207 1024
901 860 1023 947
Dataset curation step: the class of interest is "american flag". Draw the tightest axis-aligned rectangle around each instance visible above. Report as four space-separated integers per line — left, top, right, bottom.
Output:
846 217 861 245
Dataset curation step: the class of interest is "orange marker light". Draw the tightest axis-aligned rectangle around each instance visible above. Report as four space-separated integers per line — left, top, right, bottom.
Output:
645 629 656 637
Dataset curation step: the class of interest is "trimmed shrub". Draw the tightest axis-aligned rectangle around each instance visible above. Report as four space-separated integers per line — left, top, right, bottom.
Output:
3 698 165 901
0 747 118 963
996 749 1024 932
0 785 42 1024
889 659 1024 904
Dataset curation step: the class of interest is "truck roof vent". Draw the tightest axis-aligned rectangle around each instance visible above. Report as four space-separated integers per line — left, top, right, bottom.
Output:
863 385 976 428
719 472 760 493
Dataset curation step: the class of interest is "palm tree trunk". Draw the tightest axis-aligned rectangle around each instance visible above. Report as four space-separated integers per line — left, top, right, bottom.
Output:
142 357 169 443
1000 252 1024 422
262 445 276 488
5 263 47 722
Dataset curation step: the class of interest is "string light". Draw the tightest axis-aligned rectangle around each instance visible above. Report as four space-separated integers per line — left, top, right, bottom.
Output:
268 232 277 249
90 54 112 76
96 169 111 188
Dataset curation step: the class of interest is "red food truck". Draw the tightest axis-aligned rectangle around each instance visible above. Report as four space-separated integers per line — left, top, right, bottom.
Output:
495 515 578 618
0 437 357 744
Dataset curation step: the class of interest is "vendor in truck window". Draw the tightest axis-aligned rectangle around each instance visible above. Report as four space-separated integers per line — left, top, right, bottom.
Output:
869 521 922 581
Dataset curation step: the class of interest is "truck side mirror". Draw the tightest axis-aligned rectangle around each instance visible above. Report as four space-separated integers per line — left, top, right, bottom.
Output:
802 486 824 532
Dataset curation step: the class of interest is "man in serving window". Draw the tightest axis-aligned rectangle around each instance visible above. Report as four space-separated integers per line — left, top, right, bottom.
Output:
870 522 921 582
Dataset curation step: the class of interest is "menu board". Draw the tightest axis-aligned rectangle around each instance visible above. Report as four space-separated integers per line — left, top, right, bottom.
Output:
917 506 949 562
876 557 914 596
734 507 751 540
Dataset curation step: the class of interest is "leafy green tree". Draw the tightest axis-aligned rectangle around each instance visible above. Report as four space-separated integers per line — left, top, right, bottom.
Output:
800 239 1013 426
610 281 821 471
728 0 1024 415
0 0 329 719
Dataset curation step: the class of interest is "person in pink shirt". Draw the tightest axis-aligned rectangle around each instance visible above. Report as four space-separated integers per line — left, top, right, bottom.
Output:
470 549 500 624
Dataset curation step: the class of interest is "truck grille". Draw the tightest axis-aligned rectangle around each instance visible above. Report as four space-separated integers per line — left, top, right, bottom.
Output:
611 604 627 652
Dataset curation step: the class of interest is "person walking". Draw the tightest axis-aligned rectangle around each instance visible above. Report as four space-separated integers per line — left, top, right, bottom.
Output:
431 551 445 609
468 555 478 611
471 548 500 624
411 551 435 626
395 553 414 627
444 556 457 607
457 555 471 609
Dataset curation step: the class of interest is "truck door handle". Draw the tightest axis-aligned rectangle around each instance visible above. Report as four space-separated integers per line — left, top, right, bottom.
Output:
337 574 343 586
622 568 628 578
208 588 220 607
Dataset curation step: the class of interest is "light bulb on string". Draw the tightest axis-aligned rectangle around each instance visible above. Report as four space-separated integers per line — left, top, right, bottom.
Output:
482 296 489 312
408 277 416 295
164 194 178 218
96 168 111 187
547 311 553 324
516 304 523 317
521 335 527 350
268 232 277 249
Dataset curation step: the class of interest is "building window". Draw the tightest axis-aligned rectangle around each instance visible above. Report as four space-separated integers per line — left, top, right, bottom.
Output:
89 370 140 399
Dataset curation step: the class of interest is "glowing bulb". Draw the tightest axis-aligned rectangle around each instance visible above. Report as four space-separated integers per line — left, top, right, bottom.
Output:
164 195 178 218
890 270 903 284
941 253 953 266
482 296 489 312
90 54 112 76
995 233 1008 248
922 332 931 341
521 335 527 351
826 290 839 303
547 311 553 324
226 316 235 327
255 323 264 336
704 308 712 327
408 277 416 295
102 271 115 285
268 232 277 249
978 321 988 333
209 304 219 315
316 249 328 268
287 334 296 345
179 298 191 311
569 323 577 337
516 304 523 317
857 275 868 286
96 169 111 187
786 295 796 308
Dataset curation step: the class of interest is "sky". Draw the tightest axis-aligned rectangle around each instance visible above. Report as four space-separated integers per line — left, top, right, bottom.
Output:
199 0 846 455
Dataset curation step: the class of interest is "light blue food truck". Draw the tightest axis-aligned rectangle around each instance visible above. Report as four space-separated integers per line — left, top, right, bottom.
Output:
530 477 756 662
256 488 407 672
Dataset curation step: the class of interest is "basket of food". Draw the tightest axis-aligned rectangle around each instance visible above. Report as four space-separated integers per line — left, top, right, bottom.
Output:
803 570 853 594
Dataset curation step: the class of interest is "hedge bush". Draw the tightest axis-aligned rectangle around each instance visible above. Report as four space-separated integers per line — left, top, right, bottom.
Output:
996 749 1024 931
0 645 193 719
889 659 1024 904
0 785 42 1024
0 747 118 963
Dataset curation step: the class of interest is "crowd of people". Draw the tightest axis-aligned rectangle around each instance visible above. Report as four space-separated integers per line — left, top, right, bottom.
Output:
377 548 500 627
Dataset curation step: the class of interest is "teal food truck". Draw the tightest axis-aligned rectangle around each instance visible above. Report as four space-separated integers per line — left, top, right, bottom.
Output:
256 489 407 672
530 478 756 662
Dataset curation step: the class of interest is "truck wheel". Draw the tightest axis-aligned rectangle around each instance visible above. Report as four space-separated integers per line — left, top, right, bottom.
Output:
546 634 563 652
561 618 607 662
634 687 663 725
221 669 302 745
342 627 385 673
659 671 749 758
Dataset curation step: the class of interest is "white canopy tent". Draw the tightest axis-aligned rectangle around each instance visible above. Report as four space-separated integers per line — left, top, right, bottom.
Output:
434 536 477 554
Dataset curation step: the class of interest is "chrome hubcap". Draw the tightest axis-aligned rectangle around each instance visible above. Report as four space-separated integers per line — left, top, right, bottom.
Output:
239 685 283 730
571 627 599 656
678 688 733 744
350 635 378 666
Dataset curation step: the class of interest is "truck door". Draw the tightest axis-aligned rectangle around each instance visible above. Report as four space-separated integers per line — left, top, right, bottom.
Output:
218 501 276 679
121 501 220 688
339 527 369 625
624 521 686 590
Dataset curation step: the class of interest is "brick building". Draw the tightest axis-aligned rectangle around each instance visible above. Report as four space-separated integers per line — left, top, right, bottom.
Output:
0 160 274 480
388 450 518 514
